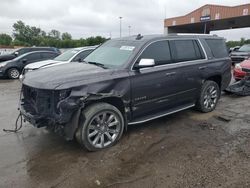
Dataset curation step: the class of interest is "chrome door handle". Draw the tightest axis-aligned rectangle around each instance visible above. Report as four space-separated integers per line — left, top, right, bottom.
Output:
165 72 176 77
199 66 207 70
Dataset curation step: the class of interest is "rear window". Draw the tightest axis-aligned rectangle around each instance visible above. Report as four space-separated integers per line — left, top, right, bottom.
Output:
41 52 57 59
171 40 205 62
205 39 228 58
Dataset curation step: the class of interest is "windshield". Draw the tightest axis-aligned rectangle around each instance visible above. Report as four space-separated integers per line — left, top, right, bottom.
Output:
84 40 139 68
238 45 250 52
54 49 81 61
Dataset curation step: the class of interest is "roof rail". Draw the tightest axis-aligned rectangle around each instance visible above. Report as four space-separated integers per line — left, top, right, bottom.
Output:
175 33 217 36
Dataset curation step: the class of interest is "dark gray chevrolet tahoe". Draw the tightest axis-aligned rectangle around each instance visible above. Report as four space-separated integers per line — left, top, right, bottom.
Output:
20 34 231 151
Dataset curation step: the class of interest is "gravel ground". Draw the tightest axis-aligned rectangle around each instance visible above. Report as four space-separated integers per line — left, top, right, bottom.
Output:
0 79 250 188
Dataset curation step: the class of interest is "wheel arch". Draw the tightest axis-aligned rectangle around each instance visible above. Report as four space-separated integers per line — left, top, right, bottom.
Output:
205 75 222 88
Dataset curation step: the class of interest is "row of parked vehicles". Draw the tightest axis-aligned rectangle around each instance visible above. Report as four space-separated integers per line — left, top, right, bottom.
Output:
0 34 248 151
230 44 250 80
0 46 97 79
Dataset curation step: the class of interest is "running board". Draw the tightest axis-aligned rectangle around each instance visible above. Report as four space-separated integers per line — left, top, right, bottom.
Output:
128 104 195 125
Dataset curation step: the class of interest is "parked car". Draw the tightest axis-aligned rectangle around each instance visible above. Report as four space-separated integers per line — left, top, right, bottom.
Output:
233 58 250 80
0 51 60 79
20 46 97 78
0 47 60 63
230 44 250 64
20 34 231 151
229 46 240 54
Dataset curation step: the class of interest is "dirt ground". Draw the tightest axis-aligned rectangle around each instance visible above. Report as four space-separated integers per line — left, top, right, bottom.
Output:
0 79 250 188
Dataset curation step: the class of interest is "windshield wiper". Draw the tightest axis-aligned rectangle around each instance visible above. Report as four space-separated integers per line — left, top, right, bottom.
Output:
85 61 108 69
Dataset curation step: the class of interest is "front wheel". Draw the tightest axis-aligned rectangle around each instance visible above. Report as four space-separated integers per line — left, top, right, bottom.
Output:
196 81 220 113
7 68 20 79
75 102 124 151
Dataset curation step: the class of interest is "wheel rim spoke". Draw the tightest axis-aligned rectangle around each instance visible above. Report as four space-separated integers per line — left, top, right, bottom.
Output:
105 132 113 141
101 112 107 123
108 129 119 134
100 134 105 147
89 130 98 138
93 133 101 145
107 114 115 124
108 121 119 127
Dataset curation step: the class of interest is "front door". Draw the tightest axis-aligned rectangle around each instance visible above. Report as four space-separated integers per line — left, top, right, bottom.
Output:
129 40 178 118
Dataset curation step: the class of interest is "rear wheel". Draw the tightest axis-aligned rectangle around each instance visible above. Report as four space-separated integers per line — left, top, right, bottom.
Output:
75 102 124 151
196 81 220 113
8 68 20 79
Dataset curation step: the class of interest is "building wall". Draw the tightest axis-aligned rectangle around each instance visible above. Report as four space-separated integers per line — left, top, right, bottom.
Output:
164 4 250 27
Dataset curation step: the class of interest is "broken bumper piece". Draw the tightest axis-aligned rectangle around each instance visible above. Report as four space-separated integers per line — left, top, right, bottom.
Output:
225 79 250 96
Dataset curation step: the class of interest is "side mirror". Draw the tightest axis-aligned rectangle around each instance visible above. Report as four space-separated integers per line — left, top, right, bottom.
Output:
14 51 19 56
134 59 155 69
21 59 27 63
77 58 82 62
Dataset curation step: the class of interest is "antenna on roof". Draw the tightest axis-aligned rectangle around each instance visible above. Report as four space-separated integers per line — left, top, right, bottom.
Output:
136 34 143 40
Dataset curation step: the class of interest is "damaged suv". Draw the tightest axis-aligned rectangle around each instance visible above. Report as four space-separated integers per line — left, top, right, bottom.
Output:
20 34 231 151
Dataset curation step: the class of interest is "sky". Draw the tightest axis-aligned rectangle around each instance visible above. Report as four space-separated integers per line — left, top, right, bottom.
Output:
0 0 249 41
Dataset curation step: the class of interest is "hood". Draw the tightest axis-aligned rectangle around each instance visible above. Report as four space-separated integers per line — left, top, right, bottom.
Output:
231 51 250 56
23 63 115 90
240 60 250 68
25 59 63 69
0 54 15 62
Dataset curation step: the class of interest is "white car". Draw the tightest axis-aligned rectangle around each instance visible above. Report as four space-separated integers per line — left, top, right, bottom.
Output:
20 46 97 78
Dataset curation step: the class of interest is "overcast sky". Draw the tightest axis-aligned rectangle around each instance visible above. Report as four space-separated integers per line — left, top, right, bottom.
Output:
0 0 249 41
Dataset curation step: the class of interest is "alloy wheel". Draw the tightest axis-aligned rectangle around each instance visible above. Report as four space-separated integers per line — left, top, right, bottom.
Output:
87 111 121 149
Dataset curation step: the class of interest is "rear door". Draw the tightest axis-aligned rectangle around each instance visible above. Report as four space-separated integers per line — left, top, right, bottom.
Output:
21 53 42 65
130 39 206 119
168 39 206 106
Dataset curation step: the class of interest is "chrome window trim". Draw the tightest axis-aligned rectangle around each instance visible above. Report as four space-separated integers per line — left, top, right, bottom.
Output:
130 38 208 71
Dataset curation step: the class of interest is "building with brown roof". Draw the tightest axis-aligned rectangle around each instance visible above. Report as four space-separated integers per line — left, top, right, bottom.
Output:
164 4 250 34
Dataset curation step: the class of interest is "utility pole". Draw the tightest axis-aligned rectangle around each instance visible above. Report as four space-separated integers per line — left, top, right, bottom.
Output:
119 17 122 38
128 25 131 36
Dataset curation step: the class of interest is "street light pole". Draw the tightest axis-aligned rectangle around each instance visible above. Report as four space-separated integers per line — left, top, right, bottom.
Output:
128 25 131 36
119 17 122 38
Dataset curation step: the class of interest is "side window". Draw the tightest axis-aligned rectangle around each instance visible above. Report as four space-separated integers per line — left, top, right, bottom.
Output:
205 39 229 58
23 53 41 62
138 40 172 66
18 48 29 55
41 52 57 59
171 40 204 62
72 50 93 62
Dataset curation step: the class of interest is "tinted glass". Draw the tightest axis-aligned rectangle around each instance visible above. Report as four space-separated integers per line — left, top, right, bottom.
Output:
138 40 172 65
17 48 29 55
173 40 203 62
72 50 93 62
238 45 250 52
41 52 57 59
25 53 41 61
205 39 228 58
54 49 82 61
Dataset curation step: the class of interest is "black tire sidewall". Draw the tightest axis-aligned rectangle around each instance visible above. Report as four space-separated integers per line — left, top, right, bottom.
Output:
77 103 124 151
197 81 220 113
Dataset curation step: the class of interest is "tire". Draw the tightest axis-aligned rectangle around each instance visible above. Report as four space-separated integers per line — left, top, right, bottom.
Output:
75 102 124 151
7 68 20 79
196 80 220 113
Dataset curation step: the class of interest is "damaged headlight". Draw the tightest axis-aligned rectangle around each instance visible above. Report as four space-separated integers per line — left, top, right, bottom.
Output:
58 89 71 101
235 63 242 70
